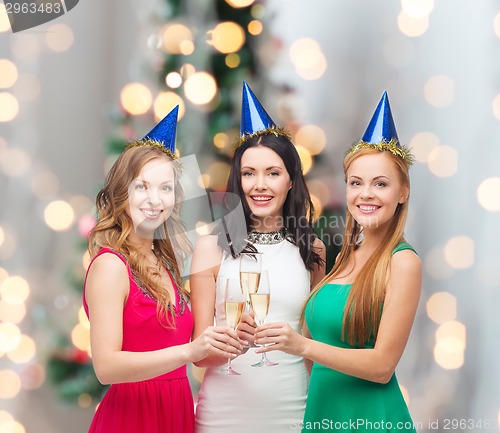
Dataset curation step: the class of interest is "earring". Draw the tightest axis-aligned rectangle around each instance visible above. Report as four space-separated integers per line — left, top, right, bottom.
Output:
355 226 364 246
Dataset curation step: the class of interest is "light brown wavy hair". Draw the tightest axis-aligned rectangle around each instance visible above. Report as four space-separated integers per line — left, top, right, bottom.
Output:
302 148 410 346
88 145 192 327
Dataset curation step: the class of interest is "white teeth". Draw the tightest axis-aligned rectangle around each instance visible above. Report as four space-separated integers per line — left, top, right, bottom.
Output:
360 205 378 211
142 209 161 217
252 197 272 202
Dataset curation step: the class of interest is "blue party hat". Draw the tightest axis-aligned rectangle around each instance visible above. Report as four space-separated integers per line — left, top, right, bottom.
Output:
240 81 276 135
235 82 290 148
348 92 413 165
361 91 399 145
142 105 179 154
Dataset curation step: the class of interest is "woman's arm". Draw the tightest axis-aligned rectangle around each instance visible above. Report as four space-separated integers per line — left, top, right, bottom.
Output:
86 252 241 385
256 250 422 384
190 235 248 367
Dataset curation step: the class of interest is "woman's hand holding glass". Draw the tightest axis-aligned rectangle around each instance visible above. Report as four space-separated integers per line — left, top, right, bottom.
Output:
190 325 243 364
254 321 306 358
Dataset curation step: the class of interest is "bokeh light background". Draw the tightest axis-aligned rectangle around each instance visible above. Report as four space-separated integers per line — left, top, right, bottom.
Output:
1 0 499 431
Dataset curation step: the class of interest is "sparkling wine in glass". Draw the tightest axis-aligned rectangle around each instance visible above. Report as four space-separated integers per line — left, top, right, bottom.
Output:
218 278 246 375
239 252 262 310
250 270 278 367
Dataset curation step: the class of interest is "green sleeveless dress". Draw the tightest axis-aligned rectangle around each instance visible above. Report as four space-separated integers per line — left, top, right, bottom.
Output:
303 242 417 432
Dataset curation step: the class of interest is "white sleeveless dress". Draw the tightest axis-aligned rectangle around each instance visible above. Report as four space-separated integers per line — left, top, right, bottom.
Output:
195 239 311 433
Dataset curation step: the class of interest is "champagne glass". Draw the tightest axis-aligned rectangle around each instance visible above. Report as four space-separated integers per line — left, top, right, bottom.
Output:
250 270 279 367
218 278 246 375
239 252 262 311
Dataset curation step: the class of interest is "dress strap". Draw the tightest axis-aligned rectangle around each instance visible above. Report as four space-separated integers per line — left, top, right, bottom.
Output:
392 241 417 255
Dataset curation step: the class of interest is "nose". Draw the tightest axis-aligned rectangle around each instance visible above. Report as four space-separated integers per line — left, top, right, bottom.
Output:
146 188 161 205
360 185 374 200
253 174 267 191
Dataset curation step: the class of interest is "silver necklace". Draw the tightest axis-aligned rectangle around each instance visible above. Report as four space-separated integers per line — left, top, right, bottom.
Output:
247 227 287 245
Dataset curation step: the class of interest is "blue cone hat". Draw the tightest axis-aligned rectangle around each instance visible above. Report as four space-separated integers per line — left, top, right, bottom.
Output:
348 92 414 165
361 91 399 145
142 105 179 154
235 82 290 148
240 81 276 136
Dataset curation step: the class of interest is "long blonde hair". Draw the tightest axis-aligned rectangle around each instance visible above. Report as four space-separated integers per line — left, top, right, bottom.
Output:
303 148 410 346
88 145 192 326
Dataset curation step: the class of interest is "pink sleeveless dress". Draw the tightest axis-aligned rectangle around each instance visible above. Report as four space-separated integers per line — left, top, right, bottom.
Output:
83 248 194 433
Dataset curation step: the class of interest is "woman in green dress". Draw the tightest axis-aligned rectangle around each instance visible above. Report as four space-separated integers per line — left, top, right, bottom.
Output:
255 92 422 432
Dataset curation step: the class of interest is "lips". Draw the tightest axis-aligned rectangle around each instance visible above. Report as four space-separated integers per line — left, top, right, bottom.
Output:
357 204 380 214
250 195 273 207
141 209 162 218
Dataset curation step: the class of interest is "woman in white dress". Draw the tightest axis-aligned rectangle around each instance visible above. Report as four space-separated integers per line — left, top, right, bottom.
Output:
190 82 326 433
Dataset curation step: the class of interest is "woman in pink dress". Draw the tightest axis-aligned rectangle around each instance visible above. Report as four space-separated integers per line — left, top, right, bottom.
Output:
83 106 242 433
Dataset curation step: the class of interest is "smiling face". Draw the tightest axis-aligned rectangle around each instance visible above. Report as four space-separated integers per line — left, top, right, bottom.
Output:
127 156 176 238
240 145 292 231
346 152 408 233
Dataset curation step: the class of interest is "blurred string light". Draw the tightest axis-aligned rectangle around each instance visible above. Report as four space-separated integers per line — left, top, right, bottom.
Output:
426 292 457 324
11 34 41 61
295 145 313 175
120 82 152 115
205 161 231 191
309 194 323 221
71 307 91 354
248 20 263 36
425 247 454 280
306 179 330 207
0 93 19 122
0 369 21 398
44 200 75 231
493 12 500 37
289 38 327 80
0 420 26 433
0 276 30 304
0 60 18 88
153 91 185 121
161 24 194 55
434 320 466 370
180 63 196 79
398 0 434 37
226 0 254 7
427 145 458 177
207 22 246 54
492 94 500 120
477 177 500 212
401 0 434 18
225 53 240 69
0 148 31 176
184 72 217 105
408 131 439 163
444 236 474 269
45 24 74 52
397 13 429 37
0 4 11 32
424 75 455 107
294 124 326 155
165 72 182 89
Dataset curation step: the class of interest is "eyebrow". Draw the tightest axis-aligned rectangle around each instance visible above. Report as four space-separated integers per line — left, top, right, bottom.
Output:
241 165 284 170
349 175 390 180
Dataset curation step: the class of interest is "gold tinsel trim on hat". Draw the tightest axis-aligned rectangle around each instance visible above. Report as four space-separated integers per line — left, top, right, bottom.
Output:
233 126 291 150
125 139 178 160
347 139 414 166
